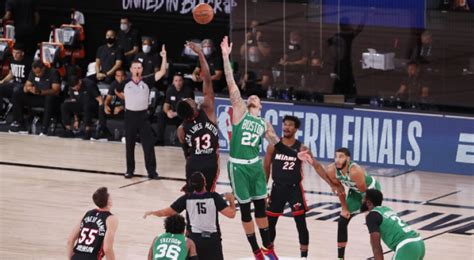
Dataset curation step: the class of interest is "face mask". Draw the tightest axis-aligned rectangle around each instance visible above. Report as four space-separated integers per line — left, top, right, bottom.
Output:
120 23 129 32
203 47 212 56
142 45 151 54
184 46 197 56
249 55 259 63
106 37 116 44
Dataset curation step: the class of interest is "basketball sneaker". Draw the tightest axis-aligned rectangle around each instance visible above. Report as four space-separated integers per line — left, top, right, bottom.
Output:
253 249 264 260
262 245 278 260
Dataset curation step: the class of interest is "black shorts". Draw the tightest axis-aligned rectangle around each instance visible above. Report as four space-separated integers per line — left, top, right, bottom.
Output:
71 253 100 260
266 182 308 217
189 232 223 260
186 155 219 192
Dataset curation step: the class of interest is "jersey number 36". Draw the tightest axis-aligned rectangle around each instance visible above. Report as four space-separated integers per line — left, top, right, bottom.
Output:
155 244 181 260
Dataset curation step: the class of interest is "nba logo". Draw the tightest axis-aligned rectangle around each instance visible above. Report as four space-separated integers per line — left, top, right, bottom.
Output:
217 105 233 151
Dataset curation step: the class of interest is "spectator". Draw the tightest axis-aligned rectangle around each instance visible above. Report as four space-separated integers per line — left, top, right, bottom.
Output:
0 43 32 121
117 16 140 69
3 0 40 55
156 73 194 146
328 16 366 97
239 46 271 98
452 0 470 11
279 30 309 87
191 39 224 92
134 38 161 77
239 20 272 60
9 61 61 134
96 69 126 140
115 45 167 179
410 31 434 65
93 30 124 84
61 75 103 139
396 62 429 104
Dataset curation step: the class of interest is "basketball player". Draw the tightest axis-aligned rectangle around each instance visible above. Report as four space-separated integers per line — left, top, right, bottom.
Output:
144 172 236 260
362 189 425 260
67 187 118 260
264 115 342 258
221 36 308 259
176 42 219 192
326 147 381 260
148 214 198 260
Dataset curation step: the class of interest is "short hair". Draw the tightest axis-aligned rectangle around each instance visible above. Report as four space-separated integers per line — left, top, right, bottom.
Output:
131 59 143 66
336 147 351 157
68 75 80 87
92 187 109 208
32 61 45 69
176 100 194 120
283 115 301 129
115 68 125 75
13 42 25 51
190 172 205 192
173 73 184 80
120 16 130 22
164 214 186 234
366 189 383 207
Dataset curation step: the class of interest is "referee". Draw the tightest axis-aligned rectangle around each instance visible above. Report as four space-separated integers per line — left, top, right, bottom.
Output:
144 172 236 260
115 45 167 179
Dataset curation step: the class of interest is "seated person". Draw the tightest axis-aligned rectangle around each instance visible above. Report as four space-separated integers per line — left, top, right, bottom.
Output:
239 46 271 98
191 39 224 92
156 73 194 145
92 29 124 84
396 62 429 104
61 75 103 139
0 43 32 120
10 61 61 134
134 38 161 77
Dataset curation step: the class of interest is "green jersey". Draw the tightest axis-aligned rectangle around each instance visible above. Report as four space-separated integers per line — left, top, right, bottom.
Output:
152 233 187 260
230 112 267 160
336 161 376 193
371 206 420 250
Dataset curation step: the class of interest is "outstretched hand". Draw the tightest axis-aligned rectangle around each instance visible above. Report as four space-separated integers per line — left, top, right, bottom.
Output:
160 44 167 58
297 150 314 165
220 36 233 57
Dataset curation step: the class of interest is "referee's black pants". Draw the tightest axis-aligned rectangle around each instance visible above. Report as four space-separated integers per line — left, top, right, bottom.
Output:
189 232 223 260
124 110 157 176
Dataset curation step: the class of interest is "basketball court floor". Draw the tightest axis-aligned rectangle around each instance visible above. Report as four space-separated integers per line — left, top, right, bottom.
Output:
0 133 473 259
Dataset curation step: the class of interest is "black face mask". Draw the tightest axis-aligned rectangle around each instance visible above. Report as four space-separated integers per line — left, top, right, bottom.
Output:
106 38 116 44
360 201 369 213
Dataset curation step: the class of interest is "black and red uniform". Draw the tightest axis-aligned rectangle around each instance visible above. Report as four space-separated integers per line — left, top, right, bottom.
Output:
266 140 308 217
72 209 112 260
183 110 220 192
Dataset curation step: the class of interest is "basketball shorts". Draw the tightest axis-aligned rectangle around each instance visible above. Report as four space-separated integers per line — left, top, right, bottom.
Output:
186 155 219 192
227 160 267 204
347 180 381 214
393 238 425 260
266 182 308 217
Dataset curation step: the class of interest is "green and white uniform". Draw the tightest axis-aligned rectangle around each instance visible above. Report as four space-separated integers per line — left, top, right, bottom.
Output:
369 206 425 260
336 161 381 213
228 112 267 203
152 233 188 260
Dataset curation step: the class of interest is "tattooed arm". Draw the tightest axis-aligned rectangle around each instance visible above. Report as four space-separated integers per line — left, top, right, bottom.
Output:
221 36 246 125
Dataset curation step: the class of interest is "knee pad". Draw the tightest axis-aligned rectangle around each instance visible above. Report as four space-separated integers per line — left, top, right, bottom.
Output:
253 199 266 218
294 215 309 245
240 202 253 222
337 216 351 243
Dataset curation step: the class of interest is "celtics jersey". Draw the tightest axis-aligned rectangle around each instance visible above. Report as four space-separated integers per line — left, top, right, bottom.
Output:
152 233 188 260
371 206 420 250
336 161 375 193
230 112 267 160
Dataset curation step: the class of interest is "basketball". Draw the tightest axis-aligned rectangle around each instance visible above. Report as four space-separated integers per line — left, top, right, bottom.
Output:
192 3 214 25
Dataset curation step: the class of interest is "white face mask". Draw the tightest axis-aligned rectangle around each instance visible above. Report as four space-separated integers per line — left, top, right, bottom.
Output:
203 47 212 56
120 23 129 32
142 45 151 54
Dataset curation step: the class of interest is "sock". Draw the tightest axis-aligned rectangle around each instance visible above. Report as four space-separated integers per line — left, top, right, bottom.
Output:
301 250 308 257
338 246 346 259
246 233 260 252
259 227 272 248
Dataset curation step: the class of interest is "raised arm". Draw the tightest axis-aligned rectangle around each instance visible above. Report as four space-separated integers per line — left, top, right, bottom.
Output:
264 143 275 182
264 121 280 145
154 45 168 81
220 36 246 124
187 42 215 122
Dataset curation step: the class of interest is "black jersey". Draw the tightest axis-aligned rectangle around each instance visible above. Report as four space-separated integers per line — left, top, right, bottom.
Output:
183 110 219 159
73 209 112 260
271 140 303 184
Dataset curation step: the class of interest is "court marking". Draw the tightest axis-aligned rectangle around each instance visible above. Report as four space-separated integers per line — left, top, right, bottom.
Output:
422 190 461 204
1 161 473 210
119 179 153 189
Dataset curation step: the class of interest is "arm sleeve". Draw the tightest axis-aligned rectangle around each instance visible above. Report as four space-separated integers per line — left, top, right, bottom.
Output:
87 81 101 98
366 211 383 233
143 75 156 86
27 71 35 82
115 81 126 93
5 0 13 12
50 69 61 84
96 46 102 59
164 87 172 104
115 47 124 61
170 195 187 213
213 193 229 211
107 82 117 95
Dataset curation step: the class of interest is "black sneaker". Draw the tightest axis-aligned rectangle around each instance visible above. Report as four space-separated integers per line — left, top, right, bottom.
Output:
82 130 92 140
94 128 112 140
9 121 27 134
148 172 159 180
61 129 75 138
124 172 134 179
